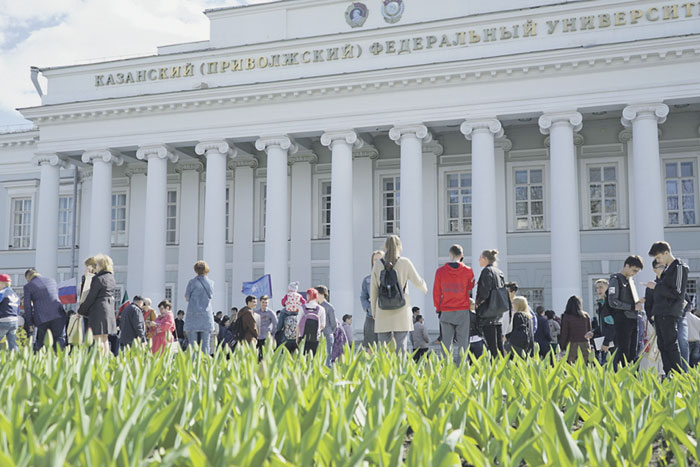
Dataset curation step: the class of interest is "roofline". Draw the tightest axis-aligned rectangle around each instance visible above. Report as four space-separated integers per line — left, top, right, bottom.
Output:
204 0 289 15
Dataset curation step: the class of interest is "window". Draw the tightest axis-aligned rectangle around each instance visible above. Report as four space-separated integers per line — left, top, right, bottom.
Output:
446 172 472 233
320 181 331 238
514 168 544 231
164 285 174 302
665 161 697 226
111 193 128 245
381 175 400 235
166 190 178 244
10 198 33 249
57 195 74 248
688 278 697 311
587 165 618 229
114 285 123 313
520 288 544 310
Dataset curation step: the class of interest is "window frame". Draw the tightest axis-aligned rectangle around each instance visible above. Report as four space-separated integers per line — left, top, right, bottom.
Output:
57 194 75 249
438 167 473 235
312 176 332 239
373 169 401 237
9 196 34 250
254 178 267 242
579 157 627 230
687 275 699 312
506 161 550 232
166 185 180 245
110 189 129 247
661 157 698 228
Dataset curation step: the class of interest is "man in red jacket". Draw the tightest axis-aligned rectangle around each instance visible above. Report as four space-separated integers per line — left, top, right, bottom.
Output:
433 244 475 365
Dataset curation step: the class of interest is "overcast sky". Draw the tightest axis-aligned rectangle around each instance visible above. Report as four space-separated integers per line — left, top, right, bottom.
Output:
0 0 274 129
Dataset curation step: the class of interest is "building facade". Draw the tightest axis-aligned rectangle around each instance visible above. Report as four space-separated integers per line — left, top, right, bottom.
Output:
1 0 699 333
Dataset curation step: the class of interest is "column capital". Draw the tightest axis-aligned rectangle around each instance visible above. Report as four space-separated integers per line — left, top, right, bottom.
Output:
320 130 364 149
124 165 148 177
195 141 231 156
32 153 66 168
175 161 205 173
288 149 318 165
389 124 432 145
78 167 93 180
255 135 298 153
81 149 124 166
538 111 583 135
353 144 379 160
136 144 179 163
422 140 444 156
621 103 669 127
495 137 513 151
460 118 504 140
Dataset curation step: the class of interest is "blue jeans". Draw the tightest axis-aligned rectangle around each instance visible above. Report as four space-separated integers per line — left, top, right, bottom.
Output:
324 333 334 366
188 331 210 355
678 315 689 371
0 321 18 351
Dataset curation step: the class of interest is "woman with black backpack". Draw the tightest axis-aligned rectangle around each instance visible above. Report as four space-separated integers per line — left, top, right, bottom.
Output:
474 249 510 356
370 235 427 353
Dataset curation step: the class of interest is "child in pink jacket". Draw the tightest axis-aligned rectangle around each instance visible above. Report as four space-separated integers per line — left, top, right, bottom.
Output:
152 299 175 354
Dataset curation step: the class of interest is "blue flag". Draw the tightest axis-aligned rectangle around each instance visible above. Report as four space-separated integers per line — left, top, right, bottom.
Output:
241 274 273 297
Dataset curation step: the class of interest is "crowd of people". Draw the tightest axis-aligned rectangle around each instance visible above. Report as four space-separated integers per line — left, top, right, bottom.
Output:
0 238 696 377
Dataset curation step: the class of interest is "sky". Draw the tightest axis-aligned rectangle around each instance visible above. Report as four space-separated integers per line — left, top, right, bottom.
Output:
0 0 273 130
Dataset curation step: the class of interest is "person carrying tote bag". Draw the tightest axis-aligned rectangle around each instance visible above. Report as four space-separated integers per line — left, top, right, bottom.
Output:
475 249 510 356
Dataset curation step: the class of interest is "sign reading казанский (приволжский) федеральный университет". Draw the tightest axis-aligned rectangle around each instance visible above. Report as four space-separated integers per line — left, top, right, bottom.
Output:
93 2 699 89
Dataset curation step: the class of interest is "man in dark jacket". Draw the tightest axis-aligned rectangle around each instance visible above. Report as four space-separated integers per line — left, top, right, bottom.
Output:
119 296 146 347
607 256 644 367
23 268 66 351
645 241 689 376
533 306 552 358
234 296 259 346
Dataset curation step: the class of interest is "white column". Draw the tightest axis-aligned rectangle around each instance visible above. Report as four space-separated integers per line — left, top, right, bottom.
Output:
461 119 504 280
175 161 203 312
229 150 257 307
81 150 123 256
622 103 669 284
539 112 583 310
289 148 316 292
352 145 378 337
136 145 179 304
389 124 432 314
256 136 296 301
78 168 92 265
125 166 147 296
422 140 443 330
494 138 512 280
321 131 363 317
32 154 64 279
195 141 230 313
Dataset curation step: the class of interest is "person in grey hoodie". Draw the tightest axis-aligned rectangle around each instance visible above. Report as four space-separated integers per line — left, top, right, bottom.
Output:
316 285 337 366
410 315 430 362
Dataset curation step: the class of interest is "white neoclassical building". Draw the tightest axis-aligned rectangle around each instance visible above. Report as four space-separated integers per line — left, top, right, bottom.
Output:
1 0 699 333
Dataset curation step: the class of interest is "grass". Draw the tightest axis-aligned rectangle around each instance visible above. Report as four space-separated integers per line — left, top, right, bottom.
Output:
0 341 699 466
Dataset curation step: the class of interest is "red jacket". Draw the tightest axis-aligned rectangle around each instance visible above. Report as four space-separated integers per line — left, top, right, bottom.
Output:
433 263 475 312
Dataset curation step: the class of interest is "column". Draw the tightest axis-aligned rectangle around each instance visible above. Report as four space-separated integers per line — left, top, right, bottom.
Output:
125 166 147 296
622 103 668 284
229 150 257 307
460 119 504 280
352 144 378 337
288 148 316 292
539 111 583 310
321 131 363 318
494 138 512 280
255 136 296 302
32 154 64 279
422 140 443 332
389 124 432 314
175 161 203 312
195 141 230 313
137 145 179 304
78 168 92 266
81 150 123 256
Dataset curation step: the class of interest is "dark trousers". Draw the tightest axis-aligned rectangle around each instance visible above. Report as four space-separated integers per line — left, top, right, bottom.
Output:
470 340 484 359
34 316 67 351
284 340 298 354
482 324 504 356
108 334 120 357
257 338 266 361
689 341 700 368
656 316 682 375
303 339 318 355
413 347 429 362
613 315 638 367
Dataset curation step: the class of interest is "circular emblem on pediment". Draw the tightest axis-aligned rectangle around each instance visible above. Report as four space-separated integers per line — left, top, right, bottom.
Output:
345 2 368 28
381 0 404 24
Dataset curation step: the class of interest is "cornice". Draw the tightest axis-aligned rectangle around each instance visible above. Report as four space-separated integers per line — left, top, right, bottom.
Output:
22 36 700 126
0 130 39 148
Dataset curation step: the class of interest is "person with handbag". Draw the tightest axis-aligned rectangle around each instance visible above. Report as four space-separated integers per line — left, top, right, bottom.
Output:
77 254 118 355
369 235 427 353
474 249 510 356
183 260 216 355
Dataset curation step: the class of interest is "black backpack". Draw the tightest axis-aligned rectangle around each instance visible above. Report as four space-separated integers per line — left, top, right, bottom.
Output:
481 268 509 320
378 259 406 310
230 318 244 342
